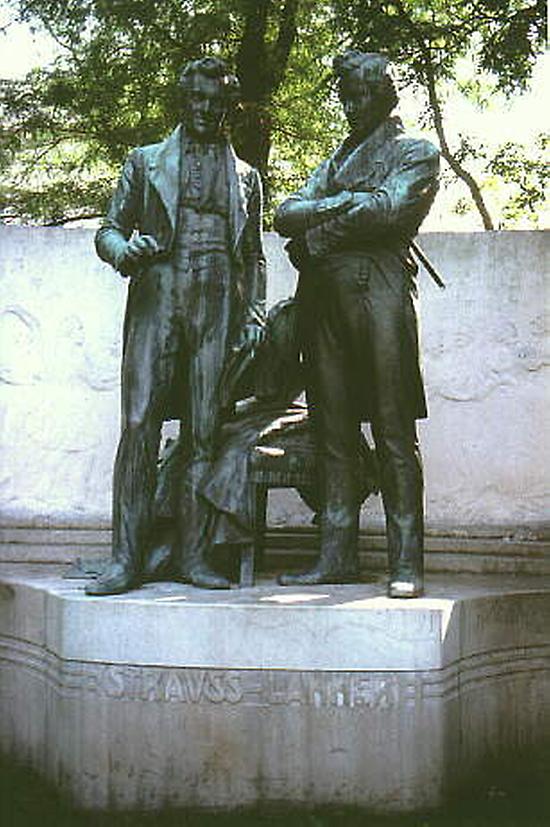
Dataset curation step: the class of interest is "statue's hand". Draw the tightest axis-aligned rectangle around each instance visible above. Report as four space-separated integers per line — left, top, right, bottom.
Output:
239 322 265 349
315 191 353 217
123 234 160 263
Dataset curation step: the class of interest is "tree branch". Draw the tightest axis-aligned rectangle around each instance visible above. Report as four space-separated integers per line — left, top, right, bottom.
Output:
270 0 299 92
0 17 18 35
423 58 494 229
30 134 67 164
236 0 270 99
389 0 495 229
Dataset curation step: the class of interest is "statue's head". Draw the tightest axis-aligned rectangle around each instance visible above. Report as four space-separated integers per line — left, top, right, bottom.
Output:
333 51 398 137
179 56 240 140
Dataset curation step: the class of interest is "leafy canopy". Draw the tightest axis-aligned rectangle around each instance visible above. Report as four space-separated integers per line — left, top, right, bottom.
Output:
0 0 546 227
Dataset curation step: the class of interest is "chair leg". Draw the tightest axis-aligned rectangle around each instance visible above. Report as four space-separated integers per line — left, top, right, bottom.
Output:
239 482 259 587
254 485 268 572
239 543 254 588
239 484 268 587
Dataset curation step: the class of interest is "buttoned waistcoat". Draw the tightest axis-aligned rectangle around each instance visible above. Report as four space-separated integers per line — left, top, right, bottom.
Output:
95 125 267 342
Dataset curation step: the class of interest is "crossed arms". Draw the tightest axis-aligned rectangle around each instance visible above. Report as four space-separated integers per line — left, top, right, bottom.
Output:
274 142 439 257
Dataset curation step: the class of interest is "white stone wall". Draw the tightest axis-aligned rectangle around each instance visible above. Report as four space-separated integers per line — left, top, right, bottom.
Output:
417 232 548 529
0 226 548 529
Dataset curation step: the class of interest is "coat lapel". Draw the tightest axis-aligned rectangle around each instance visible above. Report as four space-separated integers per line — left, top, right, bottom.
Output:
148 125 182 233
226 143 248 253
148 126 248 254
332 117 401 190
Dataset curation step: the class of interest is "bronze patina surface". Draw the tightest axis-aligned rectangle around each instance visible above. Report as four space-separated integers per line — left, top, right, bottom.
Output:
87 58 266 595
274 51 440 597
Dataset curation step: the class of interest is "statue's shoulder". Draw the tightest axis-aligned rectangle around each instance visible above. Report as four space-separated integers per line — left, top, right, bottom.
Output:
392 121 439 162
120 141 163 173
234 153 260 183
399 136 439 162
133 126 182 166
138 140 166 159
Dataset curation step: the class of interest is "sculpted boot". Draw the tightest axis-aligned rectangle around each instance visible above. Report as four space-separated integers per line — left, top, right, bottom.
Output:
278 486 360 586
85 500 141 596
179 544 231 589
278 519 359 586
176 462 231 590
86 421 159 595
386 512 424 598
85 558 139 596
279 464 360 586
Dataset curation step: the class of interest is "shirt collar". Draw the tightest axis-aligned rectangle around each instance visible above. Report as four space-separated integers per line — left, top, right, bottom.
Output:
181 132 226 155
338 115 402 160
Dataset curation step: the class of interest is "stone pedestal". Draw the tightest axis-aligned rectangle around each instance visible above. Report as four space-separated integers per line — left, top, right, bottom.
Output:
1 568 549 812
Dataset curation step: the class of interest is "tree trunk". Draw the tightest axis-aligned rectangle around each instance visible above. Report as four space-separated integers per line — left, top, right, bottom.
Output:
233 102 272 182
234 0 299 194
390 0 495 230
423 59 495 230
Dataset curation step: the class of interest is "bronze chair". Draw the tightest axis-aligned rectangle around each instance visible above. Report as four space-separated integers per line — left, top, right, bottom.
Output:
239 413 379 586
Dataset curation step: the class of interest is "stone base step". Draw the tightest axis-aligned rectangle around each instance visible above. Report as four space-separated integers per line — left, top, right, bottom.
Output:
1 524 549 575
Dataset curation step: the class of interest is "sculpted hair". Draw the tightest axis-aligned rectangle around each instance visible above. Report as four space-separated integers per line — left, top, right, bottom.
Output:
333 50 398 119
179 56 241 107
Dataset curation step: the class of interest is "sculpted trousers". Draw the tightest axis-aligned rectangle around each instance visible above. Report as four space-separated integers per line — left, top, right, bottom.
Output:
303 251 424 578
111 251 231 574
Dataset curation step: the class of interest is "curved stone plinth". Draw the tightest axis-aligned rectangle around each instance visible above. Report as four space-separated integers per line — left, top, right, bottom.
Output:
0 568 549 812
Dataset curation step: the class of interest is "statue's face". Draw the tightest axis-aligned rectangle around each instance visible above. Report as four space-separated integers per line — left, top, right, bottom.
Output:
339 75 376 136
183 74 227 140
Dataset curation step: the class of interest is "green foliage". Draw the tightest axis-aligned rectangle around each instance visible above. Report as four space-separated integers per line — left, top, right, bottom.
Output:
330 0 546 230
1 1 239 221
487 133 549 227
331 0 545 93
268 2 345 214
0 0 547 227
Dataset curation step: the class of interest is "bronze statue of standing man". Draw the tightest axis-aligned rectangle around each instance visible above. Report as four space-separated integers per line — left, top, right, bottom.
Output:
274 51 439 597
87 57 266 595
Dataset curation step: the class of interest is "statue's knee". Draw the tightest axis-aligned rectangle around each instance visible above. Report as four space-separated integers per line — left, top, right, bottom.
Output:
188 437 216 466
325 503 358 529
123 408 153 434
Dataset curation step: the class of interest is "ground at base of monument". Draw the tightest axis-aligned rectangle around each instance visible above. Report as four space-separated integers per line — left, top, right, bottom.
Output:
2 748 549 827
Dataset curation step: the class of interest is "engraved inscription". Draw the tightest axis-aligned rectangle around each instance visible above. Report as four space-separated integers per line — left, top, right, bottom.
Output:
91 666 423 710
99 666 243 705
259 672 399 709
4 635 549 716
0 636 430 710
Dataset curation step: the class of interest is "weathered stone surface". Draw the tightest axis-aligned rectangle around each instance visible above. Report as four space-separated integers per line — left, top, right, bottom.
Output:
1 568 549 811
0 227 548 530
1 525 549 575
0 227 124 525
418 231 549 528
